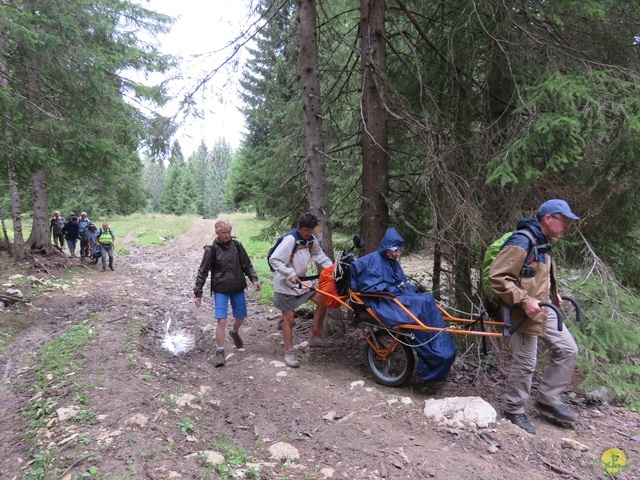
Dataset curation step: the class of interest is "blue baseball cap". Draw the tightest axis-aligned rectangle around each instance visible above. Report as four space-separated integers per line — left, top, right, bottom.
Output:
537 199 580 220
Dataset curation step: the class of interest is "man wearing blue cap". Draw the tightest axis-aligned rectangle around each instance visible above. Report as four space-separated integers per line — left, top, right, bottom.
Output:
489 199 580 434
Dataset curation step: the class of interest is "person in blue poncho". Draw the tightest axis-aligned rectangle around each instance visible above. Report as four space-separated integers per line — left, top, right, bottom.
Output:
350 227 456 382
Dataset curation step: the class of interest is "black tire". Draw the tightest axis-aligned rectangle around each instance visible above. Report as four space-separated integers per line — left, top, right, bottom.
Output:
365 330 415 387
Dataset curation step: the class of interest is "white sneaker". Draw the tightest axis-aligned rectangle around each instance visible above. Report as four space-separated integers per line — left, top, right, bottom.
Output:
284 350 299 368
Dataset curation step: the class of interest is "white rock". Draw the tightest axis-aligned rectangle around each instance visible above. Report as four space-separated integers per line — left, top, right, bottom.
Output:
323 411 337 421
561 438 589 451
171 393 202 410
276 371 288 377
126 413 148 429
268 441 300 460
400 397 413 405
423 396 497 428
320 467 335 478
56 407 80 422
350 380 365 389
269 360 286 368
9 274 24 280
185 450 225 465
6 288 24 298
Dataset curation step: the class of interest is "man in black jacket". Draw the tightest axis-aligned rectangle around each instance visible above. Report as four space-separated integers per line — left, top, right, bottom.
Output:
62 216 80 258
194 220 261 367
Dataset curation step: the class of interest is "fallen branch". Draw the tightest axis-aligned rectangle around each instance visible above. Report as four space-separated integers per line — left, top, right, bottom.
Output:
542 461 586 480
106 315 128 324
0 292 26 303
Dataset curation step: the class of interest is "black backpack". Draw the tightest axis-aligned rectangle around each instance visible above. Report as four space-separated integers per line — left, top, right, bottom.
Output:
267 227 314 272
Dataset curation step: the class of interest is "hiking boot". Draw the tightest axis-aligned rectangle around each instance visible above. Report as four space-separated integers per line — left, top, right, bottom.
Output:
229 329 243 349
308 334 334 348
215 349 225 367
504 412 536 434
284 350 299 368
535 401 575 422
109 264 114 271
102 268 106 272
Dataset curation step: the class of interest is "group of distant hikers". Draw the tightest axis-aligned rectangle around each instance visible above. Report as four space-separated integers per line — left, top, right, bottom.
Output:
194 199 581 435
50 211 116 272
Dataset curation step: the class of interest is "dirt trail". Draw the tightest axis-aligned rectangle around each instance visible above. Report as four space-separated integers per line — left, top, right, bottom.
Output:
0 220 639 479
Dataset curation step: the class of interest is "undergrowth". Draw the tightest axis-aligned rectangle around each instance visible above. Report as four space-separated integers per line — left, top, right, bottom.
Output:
558 237 640 409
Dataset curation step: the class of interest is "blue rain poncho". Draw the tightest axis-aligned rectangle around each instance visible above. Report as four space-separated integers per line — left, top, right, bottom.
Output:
350 228 456 381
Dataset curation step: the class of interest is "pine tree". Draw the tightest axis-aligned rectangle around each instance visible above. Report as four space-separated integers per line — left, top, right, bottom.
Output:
1 0 174 254
142 155 165 212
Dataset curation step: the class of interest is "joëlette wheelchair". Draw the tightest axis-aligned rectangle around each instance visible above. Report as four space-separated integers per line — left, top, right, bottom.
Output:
302 235 582 387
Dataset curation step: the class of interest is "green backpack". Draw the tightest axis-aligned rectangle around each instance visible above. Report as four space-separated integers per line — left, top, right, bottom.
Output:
481 229 538 298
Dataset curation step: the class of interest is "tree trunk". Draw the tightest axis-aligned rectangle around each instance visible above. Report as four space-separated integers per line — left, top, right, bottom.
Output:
298 0 333 259
21 21 55 254
432 238 442 302
7 160 25 259
30 169 53 252
359 0 389 253
0 29 26 259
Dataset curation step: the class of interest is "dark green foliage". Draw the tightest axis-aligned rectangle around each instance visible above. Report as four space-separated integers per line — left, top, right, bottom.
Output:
232 0 307 221
570 275 640 408
225 0 640 405
1 0 175 226
142 155 165 213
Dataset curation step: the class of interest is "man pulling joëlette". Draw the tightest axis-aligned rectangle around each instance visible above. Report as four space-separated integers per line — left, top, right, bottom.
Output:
489 199 580 434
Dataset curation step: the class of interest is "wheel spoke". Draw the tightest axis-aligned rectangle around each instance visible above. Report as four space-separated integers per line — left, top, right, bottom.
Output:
381 359 391 377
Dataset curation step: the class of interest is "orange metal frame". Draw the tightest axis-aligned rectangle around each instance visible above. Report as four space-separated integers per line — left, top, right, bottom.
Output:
302 282 507 339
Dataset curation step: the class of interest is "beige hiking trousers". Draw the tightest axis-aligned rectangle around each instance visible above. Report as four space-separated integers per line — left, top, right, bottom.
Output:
504 310 578 414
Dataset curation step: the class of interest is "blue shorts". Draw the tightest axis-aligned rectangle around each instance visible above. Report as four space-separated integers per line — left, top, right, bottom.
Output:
66 238 77 250
214 291 247 320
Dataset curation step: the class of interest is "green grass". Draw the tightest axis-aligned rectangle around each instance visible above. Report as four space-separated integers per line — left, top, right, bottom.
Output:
35 319 98 389
20 318 100 479
109 213 200 248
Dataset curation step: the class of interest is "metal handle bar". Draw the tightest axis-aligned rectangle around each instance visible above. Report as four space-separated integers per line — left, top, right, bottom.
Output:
560 295 582 322
503 301 564 336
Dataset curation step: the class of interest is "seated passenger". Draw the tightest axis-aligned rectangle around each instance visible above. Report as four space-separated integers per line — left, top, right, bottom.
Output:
86 223 101 263
350 227 456 382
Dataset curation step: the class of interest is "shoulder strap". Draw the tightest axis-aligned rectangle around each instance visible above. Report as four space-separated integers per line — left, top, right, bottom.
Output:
210 239 241 266
210 241 218 266
291 229 314 253
512 229 539 267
